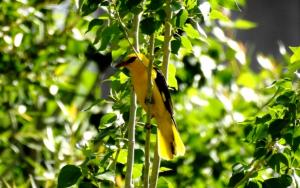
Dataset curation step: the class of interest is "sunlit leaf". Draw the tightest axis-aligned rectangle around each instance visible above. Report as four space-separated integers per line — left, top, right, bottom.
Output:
157 177 174 188
289 46 300 63
237 72 257 88
210 10 230 22
175 9 188 28
181 36 192 51
132 164 143 179
183 24 200 39
116 149 128 164
234 19 257 29
167 63 178 90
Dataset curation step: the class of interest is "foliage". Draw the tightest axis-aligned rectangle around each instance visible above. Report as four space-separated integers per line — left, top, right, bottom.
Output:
0 0 299 188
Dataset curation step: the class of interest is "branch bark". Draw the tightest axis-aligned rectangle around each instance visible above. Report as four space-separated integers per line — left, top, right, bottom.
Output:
125 10 142 188
144 34 155 188
150 0 173 187
162 0 173 80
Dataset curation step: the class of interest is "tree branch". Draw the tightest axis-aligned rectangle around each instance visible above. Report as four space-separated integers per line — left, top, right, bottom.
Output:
150 0 173 187
144 34 155 188
162 0 173 79
125 10 142 188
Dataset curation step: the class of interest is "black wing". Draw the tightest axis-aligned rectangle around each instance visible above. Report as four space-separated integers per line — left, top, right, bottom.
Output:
154 67 174 116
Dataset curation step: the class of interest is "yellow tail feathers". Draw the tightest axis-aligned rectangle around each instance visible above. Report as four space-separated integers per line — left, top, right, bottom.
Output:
156 117 185 160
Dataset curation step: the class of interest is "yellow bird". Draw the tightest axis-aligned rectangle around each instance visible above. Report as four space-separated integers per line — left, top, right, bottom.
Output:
116 53 185 160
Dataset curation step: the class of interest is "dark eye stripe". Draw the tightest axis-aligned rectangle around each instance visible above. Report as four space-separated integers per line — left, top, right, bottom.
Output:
125 56 137 64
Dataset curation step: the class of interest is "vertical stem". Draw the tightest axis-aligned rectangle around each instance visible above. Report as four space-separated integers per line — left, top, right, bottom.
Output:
149 142 161 188
125 91 137 188
125 10 142 188
151 1 173 187
162 0 173 80
144 34 155 188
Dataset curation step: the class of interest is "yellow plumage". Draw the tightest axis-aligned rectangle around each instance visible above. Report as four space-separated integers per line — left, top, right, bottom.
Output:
116 53 185 160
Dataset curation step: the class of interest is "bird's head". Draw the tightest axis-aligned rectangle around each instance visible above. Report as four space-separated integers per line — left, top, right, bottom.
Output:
115 53 149 70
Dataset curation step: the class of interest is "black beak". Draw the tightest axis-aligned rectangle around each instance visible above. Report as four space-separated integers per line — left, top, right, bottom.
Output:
115 61 128 68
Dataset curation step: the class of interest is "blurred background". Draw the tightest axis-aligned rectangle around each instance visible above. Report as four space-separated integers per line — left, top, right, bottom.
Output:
0 0 299 187
237 0 300 68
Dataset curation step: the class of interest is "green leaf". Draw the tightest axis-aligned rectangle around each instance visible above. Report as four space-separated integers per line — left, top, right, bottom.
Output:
167 63 178 90
119 72 129 84
175 9 188 27
263 178 280 188
58 165 82 188
183 24 200 39
185 0 197 10
262 176 292 188
254 147 268 159
82 99 104 111
157 177 174 188
255 114 272 124
147 0 164 11
268 119 287 138
81 0 101 16
171 38 181 54
86 19 103 33
132 164 143 178
245 181 261 188
292 136 300 152
115 149 127 164
140 17 160 35
100 113 117 127
79 181 97 188
210 10 230 22
271 78 293 91
237 72 257 88
275 91 295 105
234 19 257 30
289 46 300 63
171 1 183 12
267 153 289 173
280 174 292 187
159 167 173 172
228 172 245 187
125 0 143 10
99 24 119 51
181 36 192 51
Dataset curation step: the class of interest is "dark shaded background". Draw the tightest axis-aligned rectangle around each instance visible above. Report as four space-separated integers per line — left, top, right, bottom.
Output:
236 0 300 64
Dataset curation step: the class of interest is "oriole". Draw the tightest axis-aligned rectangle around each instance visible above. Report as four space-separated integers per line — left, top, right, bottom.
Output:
116 53 185 160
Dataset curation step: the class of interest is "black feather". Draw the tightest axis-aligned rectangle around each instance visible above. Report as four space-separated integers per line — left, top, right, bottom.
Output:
154 67 174 116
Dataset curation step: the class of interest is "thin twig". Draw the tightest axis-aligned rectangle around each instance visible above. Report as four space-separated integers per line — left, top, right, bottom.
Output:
150 142 161 188
144 34 155 188
162 0 173 79
115 9 142 62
